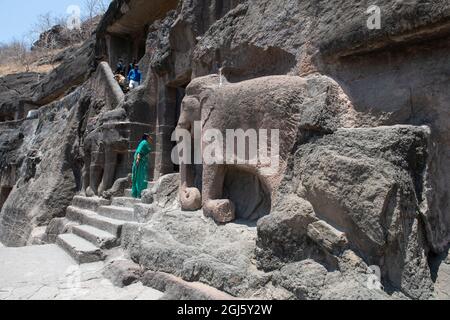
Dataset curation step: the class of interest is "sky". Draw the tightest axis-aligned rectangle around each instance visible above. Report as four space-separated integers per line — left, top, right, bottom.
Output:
0 0 86 44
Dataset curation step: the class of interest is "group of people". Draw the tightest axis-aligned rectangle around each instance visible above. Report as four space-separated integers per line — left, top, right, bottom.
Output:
114 59 142 92
111 59 150 199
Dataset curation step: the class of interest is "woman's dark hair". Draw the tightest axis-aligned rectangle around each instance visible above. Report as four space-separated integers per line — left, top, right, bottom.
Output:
141 133 150 142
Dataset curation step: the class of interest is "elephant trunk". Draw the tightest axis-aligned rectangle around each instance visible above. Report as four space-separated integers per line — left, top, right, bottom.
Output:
180 162 202 211
180 184 202 211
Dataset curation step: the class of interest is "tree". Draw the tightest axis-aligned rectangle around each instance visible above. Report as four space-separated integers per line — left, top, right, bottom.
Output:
36 12 55 32
96 0 111 13
30 12 58 49
83 0 111 20
0 39 31 72
84 0 97 20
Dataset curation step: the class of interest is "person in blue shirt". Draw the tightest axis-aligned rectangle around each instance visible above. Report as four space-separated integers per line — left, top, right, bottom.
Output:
126 59 136 77
128 64 142 90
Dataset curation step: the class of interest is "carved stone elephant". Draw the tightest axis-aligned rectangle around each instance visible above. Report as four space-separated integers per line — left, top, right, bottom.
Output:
176 74 354 223
81 126 129 197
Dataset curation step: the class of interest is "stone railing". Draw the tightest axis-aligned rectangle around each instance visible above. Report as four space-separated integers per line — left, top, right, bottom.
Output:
91 61 125 109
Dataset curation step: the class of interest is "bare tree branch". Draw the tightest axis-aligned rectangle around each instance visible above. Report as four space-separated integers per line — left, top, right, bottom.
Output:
83 0 110 21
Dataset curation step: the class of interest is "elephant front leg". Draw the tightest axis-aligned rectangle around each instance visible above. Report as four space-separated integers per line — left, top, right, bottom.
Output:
81 153 91 196
202 164 235 223
98 147 117 195
89 164 103 196
88 149 104 196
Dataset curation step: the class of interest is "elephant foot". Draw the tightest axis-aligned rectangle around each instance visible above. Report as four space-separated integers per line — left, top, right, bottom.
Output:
204 199 236 223
85 187 95 198
98 183 105 195
181 188 202 211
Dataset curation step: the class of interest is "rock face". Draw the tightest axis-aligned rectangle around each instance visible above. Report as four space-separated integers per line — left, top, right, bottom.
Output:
257 125 433 299
121 210 264 298
32 17 101 51
0 89 85 246
102 260 144 288
122 209 396 299
30 37 97 106
142 173 180 209
0 73 42 121
1 0 450 300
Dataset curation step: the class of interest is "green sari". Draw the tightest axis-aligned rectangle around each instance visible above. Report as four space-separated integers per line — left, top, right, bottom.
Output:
132 140 152 198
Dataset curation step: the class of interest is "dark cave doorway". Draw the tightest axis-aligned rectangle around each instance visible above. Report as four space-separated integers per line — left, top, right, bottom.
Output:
108 32 147 78
223 167 272 222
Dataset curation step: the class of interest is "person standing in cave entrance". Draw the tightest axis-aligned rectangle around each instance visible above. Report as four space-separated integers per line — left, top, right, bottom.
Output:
131 134 153 198
128 64 142 90
115 59 125 75
126 59 137 78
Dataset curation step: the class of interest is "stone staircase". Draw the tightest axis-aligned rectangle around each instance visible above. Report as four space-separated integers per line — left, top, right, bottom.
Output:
56 190 140 264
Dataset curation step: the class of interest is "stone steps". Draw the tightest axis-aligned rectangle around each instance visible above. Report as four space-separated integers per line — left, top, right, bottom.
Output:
56 233 106 264
56 188 149 264
112 197 141 208
72 195 111 211
98 205 137 222
72 225 118 249
66 206 124 237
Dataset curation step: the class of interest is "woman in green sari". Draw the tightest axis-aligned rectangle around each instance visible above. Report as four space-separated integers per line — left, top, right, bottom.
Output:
132 134 153 198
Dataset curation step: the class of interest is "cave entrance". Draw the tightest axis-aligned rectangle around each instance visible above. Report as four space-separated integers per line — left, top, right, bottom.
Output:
0 186 13 211
223 167 271 221
107 32 147 76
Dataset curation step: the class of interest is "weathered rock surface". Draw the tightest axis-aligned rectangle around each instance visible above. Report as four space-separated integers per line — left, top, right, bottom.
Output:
132 173 181 224
122 209 398 300
102 259 144 288
30 37 96 106
122 210 262 298
102 174 132 200
1 0 450 300
44 218 78 244
142 173 180 208
142 271 235 300
192 0 450 75
258 125 433 299
0 89 85 246
433 248 450 300
0 72 42 121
